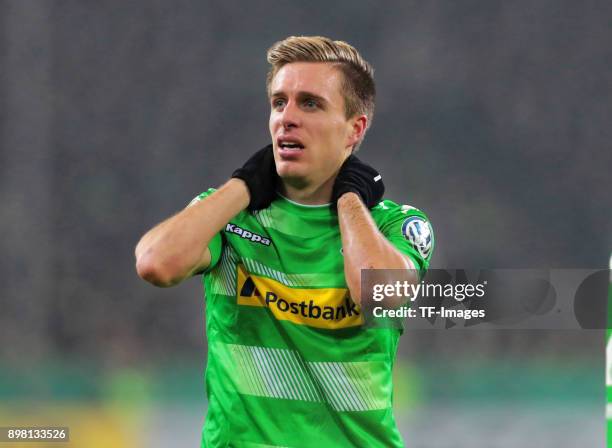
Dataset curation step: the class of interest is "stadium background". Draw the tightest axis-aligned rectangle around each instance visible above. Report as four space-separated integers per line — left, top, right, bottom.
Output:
1 1 610 446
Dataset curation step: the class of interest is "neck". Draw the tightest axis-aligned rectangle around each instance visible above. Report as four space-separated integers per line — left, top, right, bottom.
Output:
280 175 336 205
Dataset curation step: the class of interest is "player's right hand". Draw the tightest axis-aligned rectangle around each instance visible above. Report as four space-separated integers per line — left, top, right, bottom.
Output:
231 144 278 212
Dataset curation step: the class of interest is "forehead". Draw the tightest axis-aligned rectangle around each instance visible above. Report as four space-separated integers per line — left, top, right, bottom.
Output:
270 62 344 101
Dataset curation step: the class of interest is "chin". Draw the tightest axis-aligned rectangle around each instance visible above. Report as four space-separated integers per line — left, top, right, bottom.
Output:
277 162 306 179
278 170 311 189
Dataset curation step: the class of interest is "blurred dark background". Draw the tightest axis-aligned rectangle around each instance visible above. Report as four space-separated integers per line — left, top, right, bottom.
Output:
0 1 610 446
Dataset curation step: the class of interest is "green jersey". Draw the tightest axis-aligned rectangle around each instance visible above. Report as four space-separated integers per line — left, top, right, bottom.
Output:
194 190 434 448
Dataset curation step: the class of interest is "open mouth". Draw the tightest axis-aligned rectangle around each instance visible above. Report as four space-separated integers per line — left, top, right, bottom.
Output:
277 138 305 151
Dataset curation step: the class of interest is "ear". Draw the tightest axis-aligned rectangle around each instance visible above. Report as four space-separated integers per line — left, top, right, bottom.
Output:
346 114 368 149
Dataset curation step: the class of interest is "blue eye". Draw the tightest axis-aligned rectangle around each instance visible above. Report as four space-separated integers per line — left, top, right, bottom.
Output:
272 98 286 109
304 99 318 109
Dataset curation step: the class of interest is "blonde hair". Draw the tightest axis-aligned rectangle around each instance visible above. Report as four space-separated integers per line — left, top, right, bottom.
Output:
266 36 376 147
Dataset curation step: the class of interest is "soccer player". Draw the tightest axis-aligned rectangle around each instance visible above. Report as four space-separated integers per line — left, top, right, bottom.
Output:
135 36 434 447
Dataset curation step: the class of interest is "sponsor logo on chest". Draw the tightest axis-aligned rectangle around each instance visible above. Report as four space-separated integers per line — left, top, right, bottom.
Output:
236 264 362 330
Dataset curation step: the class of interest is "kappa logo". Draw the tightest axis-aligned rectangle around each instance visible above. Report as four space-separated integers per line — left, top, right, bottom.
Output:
401 216 433 259
225 223 271 246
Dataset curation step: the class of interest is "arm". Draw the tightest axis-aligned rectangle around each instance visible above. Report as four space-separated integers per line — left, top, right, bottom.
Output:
337 193 418 307
136 144 278 287
135 178 249 287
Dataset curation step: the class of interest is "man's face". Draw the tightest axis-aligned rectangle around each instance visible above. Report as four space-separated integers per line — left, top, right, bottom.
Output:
269 62 364 188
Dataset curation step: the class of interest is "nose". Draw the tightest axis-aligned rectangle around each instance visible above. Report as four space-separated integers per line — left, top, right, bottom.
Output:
279 101 300 130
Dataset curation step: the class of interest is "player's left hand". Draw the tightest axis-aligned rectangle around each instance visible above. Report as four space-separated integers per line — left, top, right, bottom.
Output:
331 155 385 209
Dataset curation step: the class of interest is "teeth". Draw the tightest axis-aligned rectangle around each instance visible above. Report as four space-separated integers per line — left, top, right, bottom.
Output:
280 141 303 149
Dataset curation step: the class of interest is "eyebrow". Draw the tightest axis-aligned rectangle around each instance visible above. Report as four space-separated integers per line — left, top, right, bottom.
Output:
270 90 329 105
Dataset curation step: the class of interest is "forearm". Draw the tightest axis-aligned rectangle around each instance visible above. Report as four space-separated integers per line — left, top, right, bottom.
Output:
338 193 416 305
135 178 249 286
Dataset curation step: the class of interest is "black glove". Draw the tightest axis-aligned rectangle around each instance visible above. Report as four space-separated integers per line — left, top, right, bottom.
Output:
232 144 279 212
331 155 385 209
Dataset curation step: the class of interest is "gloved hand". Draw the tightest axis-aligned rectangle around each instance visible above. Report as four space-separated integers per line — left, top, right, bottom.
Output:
331 155 385 209
232 144 279 212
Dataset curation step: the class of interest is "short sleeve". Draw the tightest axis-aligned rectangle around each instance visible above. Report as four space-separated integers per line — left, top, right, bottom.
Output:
187 188 224 273
374 201 435 279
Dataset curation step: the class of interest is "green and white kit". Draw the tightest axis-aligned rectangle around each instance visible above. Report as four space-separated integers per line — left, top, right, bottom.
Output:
193 189 434 448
